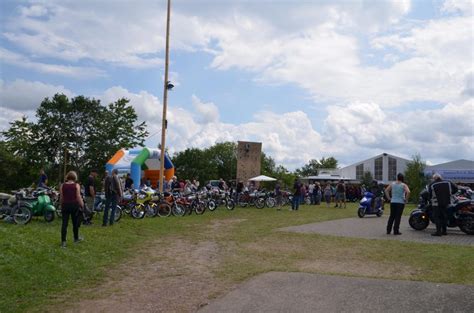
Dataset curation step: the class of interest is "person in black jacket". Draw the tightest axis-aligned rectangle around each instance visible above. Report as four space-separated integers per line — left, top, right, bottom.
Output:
428 173 458 236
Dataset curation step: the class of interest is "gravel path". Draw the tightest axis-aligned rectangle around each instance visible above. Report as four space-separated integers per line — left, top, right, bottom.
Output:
199 272 474 313
279 215 474 246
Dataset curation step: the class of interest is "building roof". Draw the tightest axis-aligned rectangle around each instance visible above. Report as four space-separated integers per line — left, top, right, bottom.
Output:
426 159 474 170
341 152 410 169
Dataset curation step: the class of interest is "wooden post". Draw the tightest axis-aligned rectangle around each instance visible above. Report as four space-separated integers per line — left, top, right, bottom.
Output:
159 0 171 193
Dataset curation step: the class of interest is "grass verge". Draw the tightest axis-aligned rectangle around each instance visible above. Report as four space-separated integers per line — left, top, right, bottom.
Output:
0 202 472 312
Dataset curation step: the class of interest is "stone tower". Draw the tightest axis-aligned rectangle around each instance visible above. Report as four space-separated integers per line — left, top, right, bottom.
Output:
236 141 262 182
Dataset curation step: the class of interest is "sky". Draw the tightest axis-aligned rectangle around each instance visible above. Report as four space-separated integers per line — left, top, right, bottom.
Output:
0 0 473 170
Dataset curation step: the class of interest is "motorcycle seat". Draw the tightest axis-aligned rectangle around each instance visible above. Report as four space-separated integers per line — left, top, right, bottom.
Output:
0 193 12 200
456 199 472 207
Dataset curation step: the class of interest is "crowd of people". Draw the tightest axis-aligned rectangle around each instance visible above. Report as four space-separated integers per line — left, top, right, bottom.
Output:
35 167 463 247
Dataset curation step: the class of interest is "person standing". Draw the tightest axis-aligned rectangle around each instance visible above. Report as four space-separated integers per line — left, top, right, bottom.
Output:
103 169 122 226
124 173 134 190
308 182 315 204
314 182 321 205
335 180 346 208
60 171 84 248
428 173 458 236
83 170 97 225
38 169 48 188
292 179 301 211
385 173 410 235
275 181 282 211
323 183 332 207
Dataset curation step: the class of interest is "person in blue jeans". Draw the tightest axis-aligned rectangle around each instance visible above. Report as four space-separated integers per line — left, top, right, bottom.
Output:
103 169 123 226
292 179 301 211
384 173 410 235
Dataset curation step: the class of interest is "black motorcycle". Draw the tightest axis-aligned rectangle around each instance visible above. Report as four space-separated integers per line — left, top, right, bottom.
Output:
408 188 474 235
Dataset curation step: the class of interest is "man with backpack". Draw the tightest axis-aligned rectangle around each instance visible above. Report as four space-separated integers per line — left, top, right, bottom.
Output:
103 169 123 226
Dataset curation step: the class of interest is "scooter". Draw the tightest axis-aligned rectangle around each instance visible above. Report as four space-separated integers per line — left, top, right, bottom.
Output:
26 188 57 222
357 191 384 218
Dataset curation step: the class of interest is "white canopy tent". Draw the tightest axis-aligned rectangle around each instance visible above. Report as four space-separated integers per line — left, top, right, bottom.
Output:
248 175 277 182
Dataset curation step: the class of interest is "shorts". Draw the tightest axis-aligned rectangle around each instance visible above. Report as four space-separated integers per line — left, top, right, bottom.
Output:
335 192 346 201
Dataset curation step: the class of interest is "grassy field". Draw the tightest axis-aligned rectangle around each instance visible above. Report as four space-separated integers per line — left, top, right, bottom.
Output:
1 203 473 312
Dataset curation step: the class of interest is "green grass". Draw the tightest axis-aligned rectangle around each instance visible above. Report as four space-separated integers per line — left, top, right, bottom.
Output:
0 203 472 312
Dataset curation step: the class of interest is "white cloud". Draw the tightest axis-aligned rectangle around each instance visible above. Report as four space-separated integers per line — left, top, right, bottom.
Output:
0 48 106 78
442 0 473 15
0 79 73 111
191 95 219 124
323 100 474 165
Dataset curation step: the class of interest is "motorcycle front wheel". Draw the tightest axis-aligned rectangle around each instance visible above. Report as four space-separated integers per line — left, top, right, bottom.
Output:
157 202 172 217
357 207 366 218
12 206 32 225
265 197 276 208
114 206 123 222
459 216 474 235
44 210 55 222
194 201 206 215
408 213 429 230
226 199 235 210
131 204 146 219
255 198 265 209
207 200 217 211
145 203 158 218
171 203 186 217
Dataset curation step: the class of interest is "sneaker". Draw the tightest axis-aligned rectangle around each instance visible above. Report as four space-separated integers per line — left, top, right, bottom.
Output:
74 237 84 243
431 233 442 236
61 241 67 248
442 232 447 236
394 232 402 235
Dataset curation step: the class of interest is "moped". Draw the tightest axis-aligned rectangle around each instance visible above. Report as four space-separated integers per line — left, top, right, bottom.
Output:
357 191 384 218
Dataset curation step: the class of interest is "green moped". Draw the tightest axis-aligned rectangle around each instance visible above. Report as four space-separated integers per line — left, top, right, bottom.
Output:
13 188 57 224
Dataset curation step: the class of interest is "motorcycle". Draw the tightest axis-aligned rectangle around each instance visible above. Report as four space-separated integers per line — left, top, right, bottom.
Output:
28 188 57 222
0 191 32 224
82 192 123 224
357 191 384 218
207 189 235 211
408 188 474 235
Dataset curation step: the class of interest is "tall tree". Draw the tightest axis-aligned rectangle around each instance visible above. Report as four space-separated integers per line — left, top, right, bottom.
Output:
206 142 237 181
361 171 374 188
2 94 148 182
404 154 428 203
295 156 339 177
0 141 38 191
172 148 217 183
261 152 276 177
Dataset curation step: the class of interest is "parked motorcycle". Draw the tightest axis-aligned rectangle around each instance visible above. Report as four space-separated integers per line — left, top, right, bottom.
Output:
0 191 31 224
83 192 123 224
28 188 57 222
357 191 384 218
408 188 474 235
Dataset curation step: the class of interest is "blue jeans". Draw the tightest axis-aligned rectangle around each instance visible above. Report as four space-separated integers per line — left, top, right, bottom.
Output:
103 195 118 225
292 195 300 210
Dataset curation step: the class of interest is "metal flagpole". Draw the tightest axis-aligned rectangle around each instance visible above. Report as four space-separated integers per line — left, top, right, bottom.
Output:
159 0 171 193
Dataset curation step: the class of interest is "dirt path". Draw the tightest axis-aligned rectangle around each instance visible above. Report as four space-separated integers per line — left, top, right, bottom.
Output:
50 219 245 313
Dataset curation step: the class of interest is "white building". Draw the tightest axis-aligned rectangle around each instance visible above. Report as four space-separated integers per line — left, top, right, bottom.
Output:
339 153 410 183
